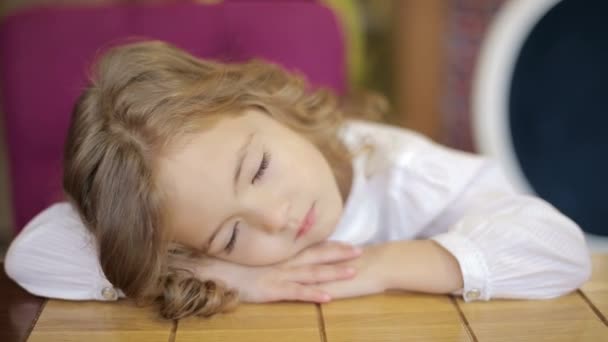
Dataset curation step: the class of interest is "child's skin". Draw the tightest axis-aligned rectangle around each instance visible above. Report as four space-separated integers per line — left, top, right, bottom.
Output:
161 109 463 303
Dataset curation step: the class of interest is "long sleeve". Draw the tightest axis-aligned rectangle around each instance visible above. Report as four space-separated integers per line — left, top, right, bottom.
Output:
4 202 123 301
336 120 591 302
428 162 592 301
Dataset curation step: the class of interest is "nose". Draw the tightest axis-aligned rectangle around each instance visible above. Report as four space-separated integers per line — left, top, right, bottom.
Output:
246 199 290 234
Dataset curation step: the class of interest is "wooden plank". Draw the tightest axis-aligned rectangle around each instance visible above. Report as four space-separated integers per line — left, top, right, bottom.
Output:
321 292 472 342
0 263 47 342
457 292 607 341
581 253 608 323
176 302 322 342
28 299 173 342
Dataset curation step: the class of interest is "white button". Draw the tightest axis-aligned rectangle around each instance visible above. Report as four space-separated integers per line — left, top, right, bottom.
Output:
465 288 481 300
101 287 118 300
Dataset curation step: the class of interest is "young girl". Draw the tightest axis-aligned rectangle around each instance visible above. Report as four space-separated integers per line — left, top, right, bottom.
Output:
4 40 591 320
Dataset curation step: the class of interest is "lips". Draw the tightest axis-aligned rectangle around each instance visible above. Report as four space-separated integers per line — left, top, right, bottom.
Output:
296 203 316 239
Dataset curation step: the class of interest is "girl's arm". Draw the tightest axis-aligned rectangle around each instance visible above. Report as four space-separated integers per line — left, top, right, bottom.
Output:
4 202 123 301
6 203 363 304
427 163 592 301
319 162 592 301
315 239 463 299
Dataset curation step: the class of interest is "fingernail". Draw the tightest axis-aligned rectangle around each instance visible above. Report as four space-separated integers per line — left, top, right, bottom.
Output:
345 267 356 274
352 247 363 255
321 294 331 302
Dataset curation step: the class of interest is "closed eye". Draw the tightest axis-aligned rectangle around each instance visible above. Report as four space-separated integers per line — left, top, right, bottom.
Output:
252 151 270 184
224 222 239 253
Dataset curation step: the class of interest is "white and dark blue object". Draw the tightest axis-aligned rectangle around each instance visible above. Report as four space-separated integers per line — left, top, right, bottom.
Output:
473 0 608 237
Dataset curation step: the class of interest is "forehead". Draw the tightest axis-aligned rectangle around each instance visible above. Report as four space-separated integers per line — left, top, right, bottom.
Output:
157 115 249 231
161 115 244 173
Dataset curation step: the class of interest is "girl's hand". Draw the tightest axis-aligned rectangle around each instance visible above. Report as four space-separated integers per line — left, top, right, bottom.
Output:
187 241 362 303
319 240 464 298
316 243 391 299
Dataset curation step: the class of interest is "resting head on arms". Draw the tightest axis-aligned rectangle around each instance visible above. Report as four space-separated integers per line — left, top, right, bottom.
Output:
63 41 384 319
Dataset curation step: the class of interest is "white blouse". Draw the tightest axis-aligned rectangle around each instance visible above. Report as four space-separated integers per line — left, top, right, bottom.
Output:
4 120 592 302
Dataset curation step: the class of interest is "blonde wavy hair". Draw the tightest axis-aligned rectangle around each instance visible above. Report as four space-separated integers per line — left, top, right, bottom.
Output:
63 40 386 319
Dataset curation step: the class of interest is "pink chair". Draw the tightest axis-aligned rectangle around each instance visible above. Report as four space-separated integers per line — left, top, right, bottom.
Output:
0 0 346 234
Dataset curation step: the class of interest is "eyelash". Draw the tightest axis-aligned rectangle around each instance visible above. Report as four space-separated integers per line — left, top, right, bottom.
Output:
252 151 270 184
224 152 270 253
225 222 239 253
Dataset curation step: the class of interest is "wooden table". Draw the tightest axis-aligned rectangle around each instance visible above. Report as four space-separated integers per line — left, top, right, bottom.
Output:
2 255 607 342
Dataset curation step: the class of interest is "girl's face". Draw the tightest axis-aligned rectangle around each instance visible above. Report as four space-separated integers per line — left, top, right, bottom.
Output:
158 109 344 265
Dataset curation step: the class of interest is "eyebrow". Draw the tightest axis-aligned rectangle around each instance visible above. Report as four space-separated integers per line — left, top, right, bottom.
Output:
204 131 255 251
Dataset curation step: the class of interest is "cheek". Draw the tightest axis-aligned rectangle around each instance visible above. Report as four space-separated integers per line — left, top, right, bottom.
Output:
279 152 317 187
237 235 295 266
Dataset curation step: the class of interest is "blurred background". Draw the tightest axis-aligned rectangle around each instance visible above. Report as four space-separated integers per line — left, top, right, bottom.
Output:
1 0 606 257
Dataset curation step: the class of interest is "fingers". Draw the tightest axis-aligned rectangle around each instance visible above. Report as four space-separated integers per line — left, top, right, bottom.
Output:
280 283 332 303
241 282 331 304
286 264 356 284
286 241 362 267
316 281 362 300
